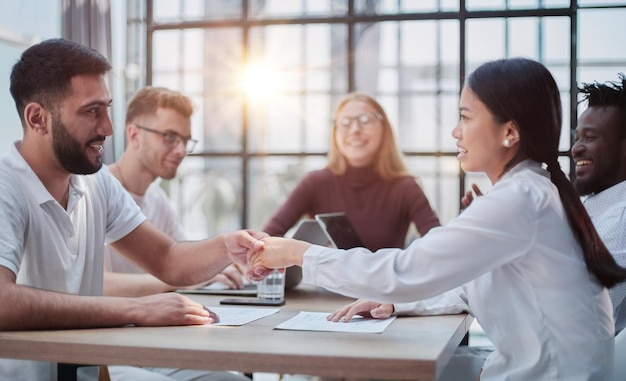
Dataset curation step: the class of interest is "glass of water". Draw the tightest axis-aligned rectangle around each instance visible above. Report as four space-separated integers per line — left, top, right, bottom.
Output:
256 269 285 300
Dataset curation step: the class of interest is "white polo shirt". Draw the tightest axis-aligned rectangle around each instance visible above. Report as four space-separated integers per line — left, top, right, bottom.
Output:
0 141 146 381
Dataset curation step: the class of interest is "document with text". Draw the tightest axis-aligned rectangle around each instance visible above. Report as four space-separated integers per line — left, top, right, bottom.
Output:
274 311 396 333
205 305 279 326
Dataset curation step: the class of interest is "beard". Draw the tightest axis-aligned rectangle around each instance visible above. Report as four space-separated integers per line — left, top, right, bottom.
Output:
573 159 617 196
573 176 596 197
52 115 103 175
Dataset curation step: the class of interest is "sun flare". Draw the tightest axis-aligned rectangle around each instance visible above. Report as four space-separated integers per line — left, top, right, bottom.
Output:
241 62 279 102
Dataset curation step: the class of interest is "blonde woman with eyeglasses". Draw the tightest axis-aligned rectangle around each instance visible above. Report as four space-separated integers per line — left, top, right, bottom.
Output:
263 93 440 253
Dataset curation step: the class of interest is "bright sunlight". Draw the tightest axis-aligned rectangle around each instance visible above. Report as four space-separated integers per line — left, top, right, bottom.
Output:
241 62 280 103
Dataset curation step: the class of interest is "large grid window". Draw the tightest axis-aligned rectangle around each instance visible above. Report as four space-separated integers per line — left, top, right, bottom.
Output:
123 0 626 239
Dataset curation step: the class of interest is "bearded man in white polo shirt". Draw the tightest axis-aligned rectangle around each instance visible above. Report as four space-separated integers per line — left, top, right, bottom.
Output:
0 38 264 381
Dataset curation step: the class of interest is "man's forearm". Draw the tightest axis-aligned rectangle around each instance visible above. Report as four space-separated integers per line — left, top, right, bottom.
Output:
109 224 233 288
0 282 135 330
157 237 233 286
103 271 177 297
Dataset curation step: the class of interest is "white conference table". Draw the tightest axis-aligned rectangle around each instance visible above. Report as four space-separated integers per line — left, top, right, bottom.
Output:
0 285 472 381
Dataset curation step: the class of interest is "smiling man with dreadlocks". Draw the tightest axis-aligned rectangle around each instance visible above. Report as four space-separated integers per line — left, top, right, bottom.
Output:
572 73 626 334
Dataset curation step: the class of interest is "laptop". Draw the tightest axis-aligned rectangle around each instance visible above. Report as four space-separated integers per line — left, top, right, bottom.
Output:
177 282 258 296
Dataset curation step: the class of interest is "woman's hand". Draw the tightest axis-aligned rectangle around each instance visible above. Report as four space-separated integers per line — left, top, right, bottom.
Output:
247 237 311 281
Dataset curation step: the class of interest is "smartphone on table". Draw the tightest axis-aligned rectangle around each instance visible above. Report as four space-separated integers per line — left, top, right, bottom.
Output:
220 298 285 306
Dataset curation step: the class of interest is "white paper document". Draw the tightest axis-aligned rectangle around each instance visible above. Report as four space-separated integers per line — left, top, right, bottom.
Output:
205 305 279 326
274 311 397 333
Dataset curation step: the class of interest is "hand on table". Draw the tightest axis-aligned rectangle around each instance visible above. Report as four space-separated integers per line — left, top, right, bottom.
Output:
132 292 220 326
327 299 394 323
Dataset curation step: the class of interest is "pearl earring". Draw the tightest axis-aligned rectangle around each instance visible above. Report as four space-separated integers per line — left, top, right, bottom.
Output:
503 139 511 147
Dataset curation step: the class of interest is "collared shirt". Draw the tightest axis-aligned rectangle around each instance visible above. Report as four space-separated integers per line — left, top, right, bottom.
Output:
584 180 626 334
303 160 613 381
0 142 146 381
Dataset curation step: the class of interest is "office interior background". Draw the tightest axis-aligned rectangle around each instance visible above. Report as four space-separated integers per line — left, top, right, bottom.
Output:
1 0 625 241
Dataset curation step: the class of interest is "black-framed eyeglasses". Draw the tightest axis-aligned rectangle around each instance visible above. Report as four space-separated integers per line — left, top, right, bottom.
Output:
134 124 198 154
334 112 383 133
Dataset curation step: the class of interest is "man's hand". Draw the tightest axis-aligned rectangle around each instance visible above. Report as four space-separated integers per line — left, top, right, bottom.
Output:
246 237 311 281
224 230 268 267
131 293 219 326
210 263 247 289
178 263 247 291
326 299 394 323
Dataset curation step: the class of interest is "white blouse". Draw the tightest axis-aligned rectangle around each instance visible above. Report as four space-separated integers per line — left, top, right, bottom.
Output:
302 160 614 381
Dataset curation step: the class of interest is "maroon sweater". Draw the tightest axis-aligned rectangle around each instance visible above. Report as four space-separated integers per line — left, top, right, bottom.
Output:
262 166 440 251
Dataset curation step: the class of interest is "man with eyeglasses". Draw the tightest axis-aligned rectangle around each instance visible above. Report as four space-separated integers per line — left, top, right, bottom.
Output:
104 86 250 380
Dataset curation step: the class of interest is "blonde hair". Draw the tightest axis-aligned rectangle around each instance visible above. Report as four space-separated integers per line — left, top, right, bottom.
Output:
125 86 194 125
326 92 411 180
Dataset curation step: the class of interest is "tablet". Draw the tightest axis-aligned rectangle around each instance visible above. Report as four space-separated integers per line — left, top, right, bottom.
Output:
315 212 365 249
289 219 333 247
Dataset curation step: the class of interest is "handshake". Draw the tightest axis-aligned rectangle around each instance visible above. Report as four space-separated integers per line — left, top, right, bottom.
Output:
224 230 312 281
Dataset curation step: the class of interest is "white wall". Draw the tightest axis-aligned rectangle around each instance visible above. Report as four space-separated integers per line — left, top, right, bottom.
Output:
0 1 60 155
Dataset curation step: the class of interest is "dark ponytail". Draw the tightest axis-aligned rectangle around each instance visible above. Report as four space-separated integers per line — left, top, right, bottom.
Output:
547 161 626 287
468 58 626 288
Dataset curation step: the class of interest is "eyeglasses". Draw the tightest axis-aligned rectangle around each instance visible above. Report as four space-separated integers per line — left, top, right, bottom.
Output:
334 112 383 133
134 124 198 154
